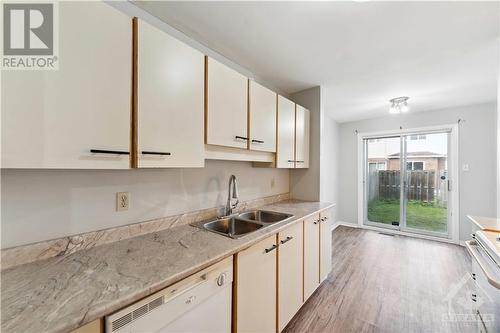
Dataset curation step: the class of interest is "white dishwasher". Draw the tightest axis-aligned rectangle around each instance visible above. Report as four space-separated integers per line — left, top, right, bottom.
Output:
105 257 233 333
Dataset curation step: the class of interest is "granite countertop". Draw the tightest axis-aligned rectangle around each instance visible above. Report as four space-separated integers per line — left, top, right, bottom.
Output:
1 200 334 333
467 215 500 233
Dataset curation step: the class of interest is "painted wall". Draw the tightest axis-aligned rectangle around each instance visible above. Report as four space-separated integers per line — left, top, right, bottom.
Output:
1 160 289 248
338 102 497 241
290 87 322 201
321 115 340 222
289 87 340 223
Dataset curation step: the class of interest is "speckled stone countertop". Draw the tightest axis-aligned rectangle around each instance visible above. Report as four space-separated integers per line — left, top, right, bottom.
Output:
468 215 500 233
1 200 334 333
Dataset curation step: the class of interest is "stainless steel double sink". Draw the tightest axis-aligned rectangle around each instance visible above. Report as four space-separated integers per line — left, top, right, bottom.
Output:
197 210 293 239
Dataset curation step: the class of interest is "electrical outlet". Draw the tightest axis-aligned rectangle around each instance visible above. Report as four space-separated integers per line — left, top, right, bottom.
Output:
116 192 129 211
462 164 470 172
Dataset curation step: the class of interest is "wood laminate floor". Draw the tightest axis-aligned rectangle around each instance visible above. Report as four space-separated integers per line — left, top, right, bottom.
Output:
283 226 476 333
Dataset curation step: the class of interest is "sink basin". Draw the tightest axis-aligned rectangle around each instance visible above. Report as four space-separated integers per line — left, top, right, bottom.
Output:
238 210 293 224
202 217 263 239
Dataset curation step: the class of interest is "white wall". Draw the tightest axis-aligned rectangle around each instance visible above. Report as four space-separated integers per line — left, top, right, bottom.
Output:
1 160 289 248
321 115 340 222
338 102 497 241
289 87 340 224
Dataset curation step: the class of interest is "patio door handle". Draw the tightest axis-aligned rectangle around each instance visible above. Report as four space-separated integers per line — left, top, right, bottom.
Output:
447 180 452 192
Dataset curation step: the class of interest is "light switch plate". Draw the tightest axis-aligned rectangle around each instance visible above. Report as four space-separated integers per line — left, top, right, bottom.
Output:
462 164 469 172
116 192 129 211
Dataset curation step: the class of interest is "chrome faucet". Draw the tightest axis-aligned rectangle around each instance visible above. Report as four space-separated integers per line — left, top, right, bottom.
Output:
225 175 239 216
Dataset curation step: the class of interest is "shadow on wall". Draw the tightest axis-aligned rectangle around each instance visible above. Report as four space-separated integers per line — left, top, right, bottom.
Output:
1 160 289 248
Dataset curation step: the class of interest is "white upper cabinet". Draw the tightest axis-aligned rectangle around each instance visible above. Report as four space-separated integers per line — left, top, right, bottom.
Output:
249 81 277 152
137 19 204 168
276 96 296 168
295 105 310 168
206 57 248 149
1 2 131 169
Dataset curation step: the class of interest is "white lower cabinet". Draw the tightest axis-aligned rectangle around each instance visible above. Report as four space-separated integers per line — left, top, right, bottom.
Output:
303 213 321 301
278 223 304 332
236 235 277 333
320 208 333 282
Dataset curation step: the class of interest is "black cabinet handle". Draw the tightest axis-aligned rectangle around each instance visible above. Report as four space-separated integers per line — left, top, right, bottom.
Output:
280 236 293 245
296 160 305 163
252 139 264 144
314 219 320 225
90 149 129 155
141 151 171 156
235 136 248 141
287 160 296 163
265 244 278 253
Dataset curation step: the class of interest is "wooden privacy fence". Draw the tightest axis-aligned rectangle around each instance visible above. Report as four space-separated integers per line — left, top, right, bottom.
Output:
368 170 444 203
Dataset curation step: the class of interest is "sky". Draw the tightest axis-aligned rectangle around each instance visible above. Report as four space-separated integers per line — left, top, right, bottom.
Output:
368 132 448 158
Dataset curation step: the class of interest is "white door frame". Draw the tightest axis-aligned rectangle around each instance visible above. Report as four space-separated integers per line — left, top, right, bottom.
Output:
357 124 460 244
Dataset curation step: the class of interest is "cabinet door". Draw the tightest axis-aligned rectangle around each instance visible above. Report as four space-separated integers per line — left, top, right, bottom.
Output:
1 2 131 168
237 234 277 333
249 81 277 152
276 96 295 168
71 319 102 333
295 105 310 169
303 214 320 301
278 223 303 332
206 57 248 149
137 20 204 168
319 208 333 282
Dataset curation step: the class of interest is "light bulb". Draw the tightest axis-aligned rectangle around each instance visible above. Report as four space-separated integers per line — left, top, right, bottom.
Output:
389 103 399 114
400 102 409 113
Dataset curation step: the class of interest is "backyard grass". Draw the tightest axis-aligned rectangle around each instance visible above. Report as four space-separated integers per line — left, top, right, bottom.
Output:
368 199 447 233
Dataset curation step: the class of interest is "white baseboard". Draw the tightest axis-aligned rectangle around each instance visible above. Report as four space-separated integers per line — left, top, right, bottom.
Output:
332 221 359 231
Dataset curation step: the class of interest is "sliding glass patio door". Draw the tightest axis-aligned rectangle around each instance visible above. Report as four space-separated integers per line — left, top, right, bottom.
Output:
364 131 450 238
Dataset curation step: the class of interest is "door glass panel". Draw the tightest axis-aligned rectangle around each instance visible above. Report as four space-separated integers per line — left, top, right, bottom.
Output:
366 137 401 227
403 132 448 235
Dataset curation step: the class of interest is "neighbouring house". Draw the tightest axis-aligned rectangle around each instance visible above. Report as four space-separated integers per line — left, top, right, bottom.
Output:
386 151 447 171
367 150 447 172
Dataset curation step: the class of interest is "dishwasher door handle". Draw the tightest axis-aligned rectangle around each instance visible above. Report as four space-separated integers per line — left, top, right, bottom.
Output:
465 240 500 290
166 274 207 303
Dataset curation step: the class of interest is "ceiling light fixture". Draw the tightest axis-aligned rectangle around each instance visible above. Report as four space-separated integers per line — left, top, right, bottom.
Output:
389 96 409 114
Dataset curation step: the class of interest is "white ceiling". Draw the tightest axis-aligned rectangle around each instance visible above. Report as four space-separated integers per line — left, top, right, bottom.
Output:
135 1 499 123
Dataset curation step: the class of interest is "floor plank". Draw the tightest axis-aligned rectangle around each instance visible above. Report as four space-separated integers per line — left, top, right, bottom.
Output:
283 226 477 333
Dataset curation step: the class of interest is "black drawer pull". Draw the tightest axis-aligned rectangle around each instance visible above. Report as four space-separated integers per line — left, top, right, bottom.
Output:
296 160 305 163
252 139 264 144
235 136 248 141
142 151 171 156
287 160 296 163
90 149 129 155
280 236 293 245
265 244 278 253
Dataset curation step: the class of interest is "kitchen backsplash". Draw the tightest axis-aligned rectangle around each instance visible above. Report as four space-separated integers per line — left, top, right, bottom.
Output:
1 160 289 249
